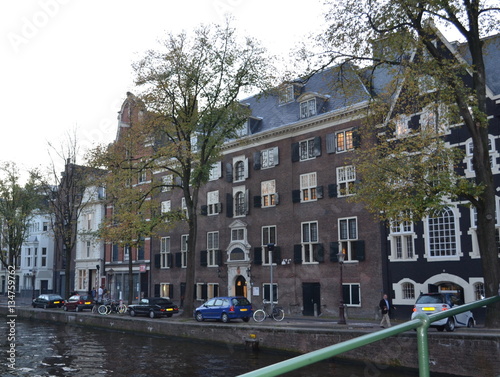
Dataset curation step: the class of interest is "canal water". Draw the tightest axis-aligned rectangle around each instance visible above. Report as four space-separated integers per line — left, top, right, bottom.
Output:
0 320 441 377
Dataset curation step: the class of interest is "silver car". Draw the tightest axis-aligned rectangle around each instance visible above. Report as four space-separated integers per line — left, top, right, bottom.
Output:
411 292 475 331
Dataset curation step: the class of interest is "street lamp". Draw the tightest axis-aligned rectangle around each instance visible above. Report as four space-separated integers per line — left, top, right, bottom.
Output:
337 252 347 325
268 243 275 314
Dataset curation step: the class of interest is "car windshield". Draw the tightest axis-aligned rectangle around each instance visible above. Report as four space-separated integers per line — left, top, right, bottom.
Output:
153 299 172 305
416 295 444 304
232 297 250 306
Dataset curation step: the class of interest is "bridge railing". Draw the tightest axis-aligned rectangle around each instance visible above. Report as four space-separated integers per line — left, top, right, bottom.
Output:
237 295 500 377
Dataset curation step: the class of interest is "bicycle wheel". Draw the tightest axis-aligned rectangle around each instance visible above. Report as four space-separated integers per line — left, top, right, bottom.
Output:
98 304 108 315
117 304 127 314
91 305 98 314
272 308 285 322
106 305 112 315
253 309 266 322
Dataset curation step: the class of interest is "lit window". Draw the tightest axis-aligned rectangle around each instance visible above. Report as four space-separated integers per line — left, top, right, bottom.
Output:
337 166 356 197
207 191 220 215
300 172 317 202
339 217 358 261
336 130 354 152
261 180 276 207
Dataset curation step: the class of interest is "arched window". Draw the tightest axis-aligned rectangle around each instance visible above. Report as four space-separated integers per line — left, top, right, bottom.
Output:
427 207 457 257
234 161 245 181
234 191 246 216
402 282 415 300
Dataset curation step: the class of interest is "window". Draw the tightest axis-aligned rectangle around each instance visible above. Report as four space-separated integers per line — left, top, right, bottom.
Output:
138 170 147 184
160 237 170 268
181 235 188 268
261 147 279 169
43 222 48 231
112 244 119 261
389 221 416 261
427 207 457 258
262 226 277 265
336 129 354 152
474 282 485 300
86 241 91 258
207 191 221 215
465 136 497 175
342 283 361 306
161 200 171 221
299 139 316 161
339 217 358 261
25 247 31 267
234 191 246 217
160 283 173 298
231 228 245 242
233 156 248 182
209 162 222 181
181 197 189 218
300 172 317 202
300 98 316 118
263 283 278 303
395 115 410 137
86 213 93 230
302 221 319 264
41 247 47 267
402 282 415 300
161 175 172 192
337 166 356 197
261 180 276 207
207 283 219 300
207 231 219 267
279 85 294 104
77 270 87 291
124 246 130 261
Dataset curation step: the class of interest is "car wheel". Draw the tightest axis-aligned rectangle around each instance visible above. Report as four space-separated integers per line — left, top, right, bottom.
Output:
242 317 250 323
195 311 204 322
129 309 136 317
436 326 445 332
445 318 455 332
44 304 48 309
149 311 155 319
221 313 229 323
467 318 474 328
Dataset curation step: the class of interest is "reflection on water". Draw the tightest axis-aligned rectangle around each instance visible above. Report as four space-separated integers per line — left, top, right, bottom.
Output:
0 320 423 377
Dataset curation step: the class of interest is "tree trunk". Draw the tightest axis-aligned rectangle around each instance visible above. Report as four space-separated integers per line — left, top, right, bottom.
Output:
128 245 134 304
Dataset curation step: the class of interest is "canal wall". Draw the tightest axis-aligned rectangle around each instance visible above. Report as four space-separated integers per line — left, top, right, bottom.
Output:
3 307 499 377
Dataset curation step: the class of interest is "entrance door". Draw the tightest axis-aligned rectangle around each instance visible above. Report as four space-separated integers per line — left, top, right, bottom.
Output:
235 276 246 297
40 280 48 294
302 282 321 316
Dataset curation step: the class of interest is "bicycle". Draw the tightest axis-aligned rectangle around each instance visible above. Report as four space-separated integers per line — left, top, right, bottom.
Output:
253 305 285 322
95 299 127 315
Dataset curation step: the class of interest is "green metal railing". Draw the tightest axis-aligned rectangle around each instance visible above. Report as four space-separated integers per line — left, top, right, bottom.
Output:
238 295 500 377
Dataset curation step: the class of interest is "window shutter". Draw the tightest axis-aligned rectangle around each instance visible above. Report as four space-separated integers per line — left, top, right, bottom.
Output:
313 136 322 157
253 151 261 170
216 202 223 214
154 254 161 268
200 250 208 266
326 133 336 153
245 189 250 214
316 243 324 262
292 189 301 203
354 240 365 261
244 157 250 179
293 244 302 264
226 193 233 217
216 250 222 266
328 184 338 198
254 247 262 265
167 253 173 268
330 242 339 262
154 284 161 297
201 205 208 216
291 142 300 162
202 284 208 300
275 193 280 205
168 283 174 299
316 186 324 199
226 162 233 182
274 246 281 263
353 129 361 149
175 252 182 267
273 147 279 165
253 195 262 208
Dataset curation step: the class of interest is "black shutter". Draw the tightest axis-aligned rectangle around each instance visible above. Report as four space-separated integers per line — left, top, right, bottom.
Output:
326 133 336 153
293 244 302 264
353 129 361 149
253 247 262 265
202 284 208 300
168 283 174 299
274 246 281 263
154 284 161 297
316 243 324 263
200 250 208 266
254 195 262 208
330 242 339 262
313 136 322 157
216 202 223 213
175 252 182 267
316 186 324 199
201 205 208 216
167 253 173 268
216 250 222 266
226 162 233 182
328 184 338 198
291 142 300 162
226 193 233 217
253 151 261 170
154 254 161 268
354 240 365 261
292 189 301 203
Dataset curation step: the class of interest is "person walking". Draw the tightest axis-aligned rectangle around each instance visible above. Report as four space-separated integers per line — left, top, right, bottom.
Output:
379 293 392 328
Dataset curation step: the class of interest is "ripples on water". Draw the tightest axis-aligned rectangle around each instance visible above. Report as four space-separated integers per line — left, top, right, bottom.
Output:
0 319 422 377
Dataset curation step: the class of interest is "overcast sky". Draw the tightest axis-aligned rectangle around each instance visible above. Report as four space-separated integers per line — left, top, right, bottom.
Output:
0 0 327 175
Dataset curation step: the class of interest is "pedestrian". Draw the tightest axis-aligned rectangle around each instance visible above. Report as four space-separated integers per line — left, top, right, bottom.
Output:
98 286 103 303
379 293 392 328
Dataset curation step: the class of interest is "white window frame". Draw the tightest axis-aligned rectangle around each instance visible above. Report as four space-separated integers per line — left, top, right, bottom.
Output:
337 166 356 197
160 236 170 269
233 156 248 182
300 172 317 202
342 283 361 307
388 221 417 261
279 84 294 104
395 115 411 137
181 234 188 268
261 180 276 207
424 206 461 261
161 175 172 192
207 231 219 267
465 135 498 177
231 227 245 242
233 186 247 217
301 221 319 264
161 200 171 222
338 217 358 262
209 162 222 181
335 129 354 152
261 147 279 169
261 225 277 265
300 98 316 119
262 283 278 304
299 139 316 161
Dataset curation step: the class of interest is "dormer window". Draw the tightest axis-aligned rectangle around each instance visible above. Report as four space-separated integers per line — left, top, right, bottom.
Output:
279 85 294 104
300 98 317 119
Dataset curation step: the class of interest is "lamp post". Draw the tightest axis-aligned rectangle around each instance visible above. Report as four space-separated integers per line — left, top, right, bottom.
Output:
337 252 346 325
31 268 37 300
268 243 275 314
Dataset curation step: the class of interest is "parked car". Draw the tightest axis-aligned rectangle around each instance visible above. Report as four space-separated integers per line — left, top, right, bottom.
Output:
32 294 65 309
63 294 95 312
194 296 253 323
411 292 475 331
128 297 179 318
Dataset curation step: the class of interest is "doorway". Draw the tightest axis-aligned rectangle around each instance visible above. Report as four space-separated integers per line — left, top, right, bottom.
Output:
302 282 321 316
235 275 247 297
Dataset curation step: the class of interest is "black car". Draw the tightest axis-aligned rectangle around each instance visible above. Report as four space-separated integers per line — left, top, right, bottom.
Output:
128 297 179 318
32 294 65 309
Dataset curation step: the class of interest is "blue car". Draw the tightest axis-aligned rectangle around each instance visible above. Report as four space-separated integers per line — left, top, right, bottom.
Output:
194 296 253 323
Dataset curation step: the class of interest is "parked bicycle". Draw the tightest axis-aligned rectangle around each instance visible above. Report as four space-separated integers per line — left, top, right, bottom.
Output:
253 304 285 322
93 299 127 315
